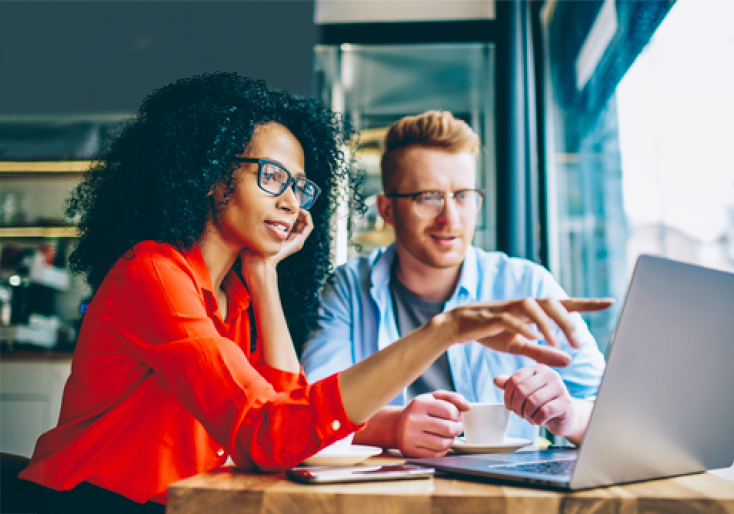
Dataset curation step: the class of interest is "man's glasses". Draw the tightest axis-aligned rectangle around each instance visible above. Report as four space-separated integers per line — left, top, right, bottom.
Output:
384 189 485 218
236 158 321 210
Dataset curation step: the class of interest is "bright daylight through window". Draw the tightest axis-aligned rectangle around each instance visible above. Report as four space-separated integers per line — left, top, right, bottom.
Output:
617 0 734 275
543 0 734 354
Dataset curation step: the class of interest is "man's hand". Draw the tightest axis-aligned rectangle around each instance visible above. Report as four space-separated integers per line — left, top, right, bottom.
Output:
494 364 593 445
396 391 470 458
339 298 609 429
439 298 613 367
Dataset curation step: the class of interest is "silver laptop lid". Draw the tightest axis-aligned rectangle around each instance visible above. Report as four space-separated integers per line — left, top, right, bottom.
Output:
571 254 734 489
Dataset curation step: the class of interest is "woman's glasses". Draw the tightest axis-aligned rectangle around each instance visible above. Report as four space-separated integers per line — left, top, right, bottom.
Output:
384 189 485 219
236 158 321 210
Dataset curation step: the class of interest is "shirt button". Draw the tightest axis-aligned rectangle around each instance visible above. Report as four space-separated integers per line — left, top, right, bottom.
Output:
217 449 225 457
331 420 341 431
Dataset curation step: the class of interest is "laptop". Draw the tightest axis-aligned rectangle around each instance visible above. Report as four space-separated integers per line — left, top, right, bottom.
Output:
408 254 734 490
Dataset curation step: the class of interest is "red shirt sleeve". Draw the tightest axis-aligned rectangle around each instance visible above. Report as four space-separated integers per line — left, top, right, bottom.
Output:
109 245 361 470
20 242 363 503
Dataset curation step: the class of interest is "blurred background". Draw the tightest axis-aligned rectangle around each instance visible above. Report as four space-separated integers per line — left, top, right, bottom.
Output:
1 0 733 456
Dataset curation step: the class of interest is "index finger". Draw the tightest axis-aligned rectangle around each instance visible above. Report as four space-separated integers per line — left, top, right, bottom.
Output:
560 298 614 312
542 298 614 349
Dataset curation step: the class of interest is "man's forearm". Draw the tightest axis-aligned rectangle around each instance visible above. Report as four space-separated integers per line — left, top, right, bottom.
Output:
564 398 595 446
352 406 403 449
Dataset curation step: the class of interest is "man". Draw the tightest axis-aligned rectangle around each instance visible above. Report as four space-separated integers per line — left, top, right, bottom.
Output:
301 111 606 458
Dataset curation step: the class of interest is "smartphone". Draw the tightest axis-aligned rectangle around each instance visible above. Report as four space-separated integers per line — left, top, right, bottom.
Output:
286 464 435 484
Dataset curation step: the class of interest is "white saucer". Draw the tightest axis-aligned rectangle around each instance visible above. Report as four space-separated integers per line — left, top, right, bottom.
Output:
301 445 383 466
451 437 532 454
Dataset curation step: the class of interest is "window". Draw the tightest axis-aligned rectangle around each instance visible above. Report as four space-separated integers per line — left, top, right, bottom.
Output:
541 0 734 353
313 43 495 263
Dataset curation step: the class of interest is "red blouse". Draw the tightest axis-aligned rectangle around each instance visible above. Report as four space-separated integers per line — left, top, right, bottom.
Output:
19 241 360 504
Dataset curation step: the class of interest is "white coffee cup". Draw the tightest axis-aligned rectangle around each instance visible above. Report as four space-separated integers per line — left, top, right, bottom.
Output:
461 402 511 445
316 433 355 455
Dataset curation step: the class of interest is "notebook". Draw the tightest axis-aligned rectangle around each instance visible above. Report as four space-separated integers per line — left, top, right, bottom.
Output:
408 254 734 490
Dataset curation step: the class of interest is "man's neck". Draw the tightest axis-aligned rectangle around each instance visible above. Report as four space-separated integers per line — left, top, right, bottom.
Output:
393 255 463 304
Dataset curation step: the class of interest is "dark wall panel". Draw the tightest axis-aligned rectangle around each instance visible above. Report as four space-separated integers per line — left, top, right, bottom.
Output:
0 1 318 115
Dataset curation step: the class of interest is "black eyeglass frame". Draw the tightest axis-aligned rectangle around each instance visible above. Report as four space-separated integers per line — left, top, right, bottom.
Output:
235 157 321 210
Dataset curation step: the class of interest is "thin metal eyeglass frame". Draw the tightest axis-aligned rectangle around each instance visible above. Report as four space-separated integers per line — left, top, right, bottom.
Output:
236 157 321 210
384 189 485 216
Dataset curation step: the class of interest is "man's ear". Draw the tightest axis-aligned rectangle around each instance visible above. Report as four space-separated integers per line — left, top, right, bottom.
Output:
376 194 394 227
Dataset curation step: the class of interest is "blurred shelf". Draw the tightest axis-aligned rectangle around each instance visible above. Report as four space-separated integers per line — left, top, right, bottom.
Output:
0 226 78 238
0 161 91 176
0 344 75 359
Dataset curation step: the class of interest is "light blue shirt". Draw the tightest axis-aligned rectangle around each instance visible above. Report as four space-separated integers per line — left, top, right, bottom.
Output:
301 244 606 441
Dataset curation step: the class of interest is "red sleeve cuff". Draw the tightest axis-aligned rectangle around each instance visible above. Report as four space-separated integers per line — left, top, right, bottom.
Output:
253 362 307 392
308 372 365 446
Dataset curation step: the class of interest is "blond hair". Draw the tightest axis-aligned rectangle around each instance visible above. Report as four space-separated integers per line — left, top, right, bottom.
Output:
380 110 480 192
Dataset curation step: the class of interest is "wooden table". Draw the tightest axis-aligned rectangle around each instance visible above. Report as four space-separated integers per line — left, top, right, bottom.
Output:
167 454 734 514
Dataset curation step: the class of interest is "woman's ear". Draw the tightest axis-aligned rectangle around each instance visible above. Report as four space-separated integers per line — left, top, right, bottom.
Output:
376 194 394 227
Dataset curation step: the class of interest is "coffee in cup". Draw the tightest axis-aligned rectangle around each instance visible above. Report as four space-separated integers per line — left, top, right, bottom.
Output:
461 402 511 445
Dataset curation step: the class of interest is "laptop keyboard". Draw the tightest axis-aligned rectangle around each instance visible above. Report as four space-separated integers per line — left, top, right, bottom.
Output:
491 459 576 476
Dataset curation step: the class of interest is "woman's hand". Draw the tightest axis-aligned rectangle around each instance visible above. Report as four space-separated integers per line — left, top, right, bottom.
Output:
437 298 613 367
272 209 313 264
240 209 313 276
236 209 313 375
339 297 612 426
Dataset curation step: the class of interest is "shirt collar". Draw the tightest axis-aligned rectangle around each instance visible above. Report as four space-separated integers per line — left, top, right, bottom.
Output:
181 244 251 314
453 244 479 303
370 244 397 292
370 243 479 303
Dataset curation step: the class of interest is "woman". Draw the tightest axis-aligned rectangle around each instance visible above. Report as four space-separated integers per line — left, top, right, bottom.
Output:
19 72 609 512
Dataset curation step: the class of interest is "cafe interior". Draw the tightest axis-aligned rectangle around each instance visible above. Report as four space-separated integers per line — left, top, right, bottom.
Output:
1 0 733 512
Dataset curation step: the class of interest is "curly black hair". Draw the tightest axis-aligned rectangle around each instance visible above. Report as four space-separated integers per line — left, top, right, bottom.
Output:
67 72 364 353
